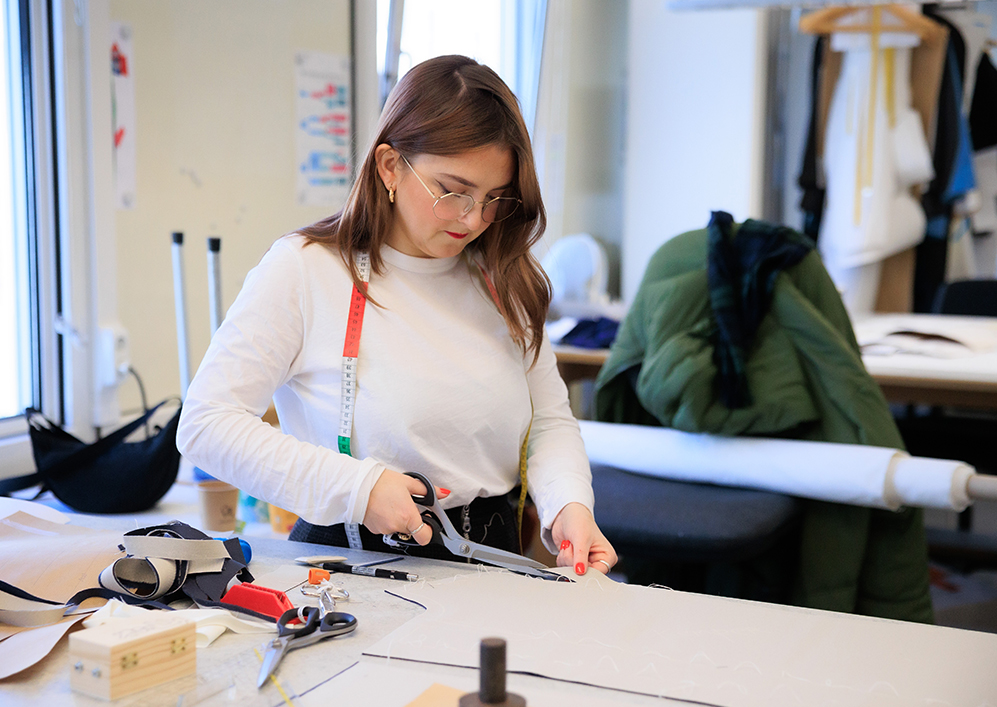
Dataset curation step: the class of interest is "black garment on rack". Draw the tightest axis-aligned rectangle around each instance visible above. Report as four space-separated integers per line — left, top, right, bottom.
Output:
913 8 967 313
798 37 827 243
969 51 997 151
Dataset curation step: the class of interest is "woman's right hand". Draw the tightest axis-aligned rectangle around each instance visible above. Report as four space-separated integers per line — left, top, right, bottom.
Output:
362 469 449 546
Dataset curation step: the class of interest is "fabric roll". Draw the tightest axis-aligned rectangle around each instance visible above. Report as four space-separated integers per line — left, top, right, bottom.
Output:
578 420 974 511
891 455 974 512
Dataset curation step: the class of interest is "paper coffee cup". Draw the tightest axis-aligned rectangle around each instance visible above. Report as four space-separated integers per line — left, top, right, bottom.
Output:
268 504 299 535
198 480 240 532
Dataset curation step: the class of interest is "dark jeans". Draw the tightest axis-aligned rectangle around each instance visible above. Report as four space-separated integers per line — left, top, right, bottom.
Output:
289 491 521 562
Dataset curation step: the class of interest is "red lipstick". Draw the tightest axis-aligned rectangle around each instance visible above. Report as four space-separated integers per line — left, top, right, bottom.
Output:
445 231 468 240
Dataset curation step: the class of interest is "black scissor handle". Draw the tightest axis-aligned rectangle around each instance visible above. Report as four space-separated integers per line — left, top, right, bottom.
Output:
404 471 435 506
276 606 319 639
384 511 443 548
319 611 358 636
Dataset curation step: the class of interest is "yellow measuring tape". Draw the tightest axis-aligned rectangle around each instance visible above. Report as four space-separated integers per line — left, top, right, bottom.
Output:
854 6 884 226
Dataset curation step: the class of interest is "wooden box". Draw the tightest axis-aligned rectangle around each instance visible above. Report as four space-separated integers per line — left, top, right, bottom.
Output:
69 611 197 700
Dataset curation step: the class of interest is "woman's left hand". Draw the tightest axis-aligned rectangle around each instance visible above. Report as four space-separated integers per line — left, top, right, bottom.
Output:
550 502 618 576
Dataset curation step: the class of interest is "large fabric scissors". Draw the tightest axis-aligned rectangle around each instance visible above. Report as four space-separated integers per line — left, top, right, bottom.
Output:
384 471 569 581
257 600 357 688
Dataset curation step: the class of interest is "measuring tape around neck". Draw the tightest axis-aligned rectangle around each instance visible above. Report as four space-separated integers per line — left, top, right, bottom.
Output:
337 253 531 552
339 252 371 549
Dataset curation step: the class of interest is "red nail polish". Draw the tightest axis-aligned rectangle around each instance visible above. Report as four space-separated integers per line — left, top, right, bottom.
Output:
575 562 585 575
439 488 451 497
560 540 571 551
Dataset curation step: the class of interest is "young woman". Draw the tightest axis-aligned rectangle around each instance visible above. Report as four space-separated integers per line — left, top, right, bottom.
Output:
177 55 617 575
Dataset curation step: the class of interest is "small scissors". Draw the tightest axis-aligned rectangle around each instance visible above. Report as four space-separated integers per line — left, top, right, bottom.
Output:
384 471 569 582
256 596 357 688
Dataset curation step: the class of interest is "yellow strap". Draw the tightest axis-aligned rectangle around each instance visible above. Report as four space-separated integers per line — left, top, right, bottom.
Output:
516 398 533 554
473 260 534 547
864 7 882 189
884 47 896 129
854 8 883 226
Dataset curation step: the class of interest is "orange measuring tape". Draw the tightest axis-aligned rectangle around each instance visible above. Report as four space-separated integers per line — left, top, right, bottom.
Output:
337 254 532 550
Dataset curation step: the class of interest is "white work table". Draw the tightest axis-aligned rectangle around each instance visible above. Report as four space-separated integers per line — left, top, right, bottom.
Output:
1 517 688 707
4 494 997 707
554 313 997 410
854 313 997 409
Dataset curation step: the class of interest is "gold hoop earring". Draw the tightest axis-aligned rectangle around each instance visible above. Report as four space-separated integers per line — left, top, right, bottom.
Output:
388 185 396 204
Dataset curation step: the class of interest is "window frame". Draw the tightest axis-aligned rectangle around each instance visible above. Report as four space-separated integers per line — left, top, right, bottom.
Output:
0 0 96 483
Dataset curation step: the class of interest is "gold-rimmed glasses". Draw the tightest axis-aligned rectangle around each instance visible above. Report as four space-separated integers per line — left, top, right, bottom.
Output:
401 155 521 223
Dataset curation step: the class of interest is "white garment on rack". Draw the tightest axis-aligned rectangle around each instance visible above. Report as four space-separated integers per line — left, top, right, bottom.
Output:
820 32 933 315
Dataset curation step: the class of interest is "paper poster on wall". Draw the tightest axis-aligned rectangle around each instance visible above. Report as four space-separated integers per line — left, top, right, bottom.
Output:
110 22 136 210
295 51 351 207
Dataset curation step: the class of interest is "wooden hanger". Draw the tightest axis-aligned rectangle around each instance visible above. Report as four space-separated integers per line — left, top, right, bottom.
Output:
799 4 946 44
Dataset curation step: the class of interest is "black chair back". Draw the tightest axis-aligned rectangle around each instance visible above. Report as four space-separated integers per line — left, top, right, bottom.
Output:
932 279 997 317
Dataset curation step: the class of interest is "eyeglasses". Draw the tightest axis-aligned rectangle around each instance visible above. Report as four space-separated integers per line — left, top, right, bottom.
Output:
401 155 521 223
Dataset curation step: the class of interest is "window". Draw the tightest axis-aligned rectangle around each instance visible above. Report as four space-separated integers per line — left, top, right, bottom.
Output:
376 0 546 134
1 0 59 484
1 0 36 423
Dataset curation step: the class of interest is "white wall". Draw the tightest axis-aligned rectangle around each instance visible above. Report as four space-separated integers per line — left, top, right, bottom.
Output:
622 1 768 302
107 0 353 414
533 0 628 300
561 0 628 299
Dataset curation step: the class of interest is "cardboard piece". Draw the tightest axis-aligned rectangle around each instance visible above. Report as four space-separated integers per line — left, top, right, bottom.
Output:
0 512 125 603
0 615 88 680
406 683 464 707
364 571 997 706
0 513 124 675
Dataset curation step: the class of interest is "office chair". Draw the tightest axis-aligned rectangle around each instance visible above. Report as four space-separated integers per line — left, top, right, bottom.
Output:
895 278 997 568
591 463 802 601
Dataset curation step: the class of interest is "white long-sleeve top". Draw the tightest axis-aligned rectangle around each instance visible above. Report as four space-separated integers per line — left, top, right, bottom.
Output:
176 234 594 551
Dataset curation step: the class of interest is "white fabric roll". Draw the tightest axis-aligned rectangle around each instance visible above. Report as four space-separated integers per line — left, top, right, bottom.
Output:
578 420 975 511
892 456 974 512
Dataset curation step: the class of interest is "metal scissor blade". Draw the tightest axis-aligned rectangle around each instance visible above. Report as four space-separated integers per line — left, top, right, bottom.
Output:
257 638 288 688
467 544 550 571
470 547 567 580
439 536 563 578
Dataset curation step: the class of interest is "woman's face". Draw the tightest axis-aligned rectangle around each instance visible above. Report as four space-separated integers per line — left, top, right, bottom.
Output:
380 144 515 259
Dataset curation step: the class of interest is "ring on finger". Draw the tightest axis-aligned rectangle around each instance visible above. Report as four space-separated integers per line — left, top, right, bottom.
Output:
408 522 426 536
595 559 612 572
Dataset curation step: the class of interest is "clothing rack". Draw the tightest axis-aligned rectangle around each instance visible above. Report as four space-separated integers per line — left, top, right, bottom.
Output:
668 0 985 10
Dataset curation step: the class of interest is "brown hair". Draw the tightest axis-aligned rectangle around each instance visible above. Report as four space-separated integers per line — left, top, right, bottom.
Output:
298 55 550 363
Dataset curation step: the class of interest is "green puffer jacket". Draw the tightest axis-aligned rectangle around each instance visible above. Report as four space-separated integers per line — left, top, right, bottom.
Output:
594 226 933 623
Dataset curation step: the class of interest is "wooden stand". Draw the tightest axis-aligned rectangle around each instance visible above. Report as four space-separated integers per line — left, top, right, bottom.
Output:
459 637 525 706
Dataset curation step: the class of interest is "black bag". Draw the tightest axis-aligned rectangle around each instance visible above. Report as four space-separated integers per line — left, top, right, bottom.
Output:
4 402 181 513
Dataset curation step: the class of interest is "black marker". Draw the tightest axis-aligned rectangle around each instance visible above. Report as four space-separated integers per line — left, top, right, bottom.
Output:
322 561 418 582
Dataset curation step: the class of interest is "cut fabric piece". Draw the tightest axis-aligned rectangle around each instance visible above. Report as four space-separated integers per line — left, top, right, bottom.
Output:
365 571 997 706
82 599 273 648
558 317 619 349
